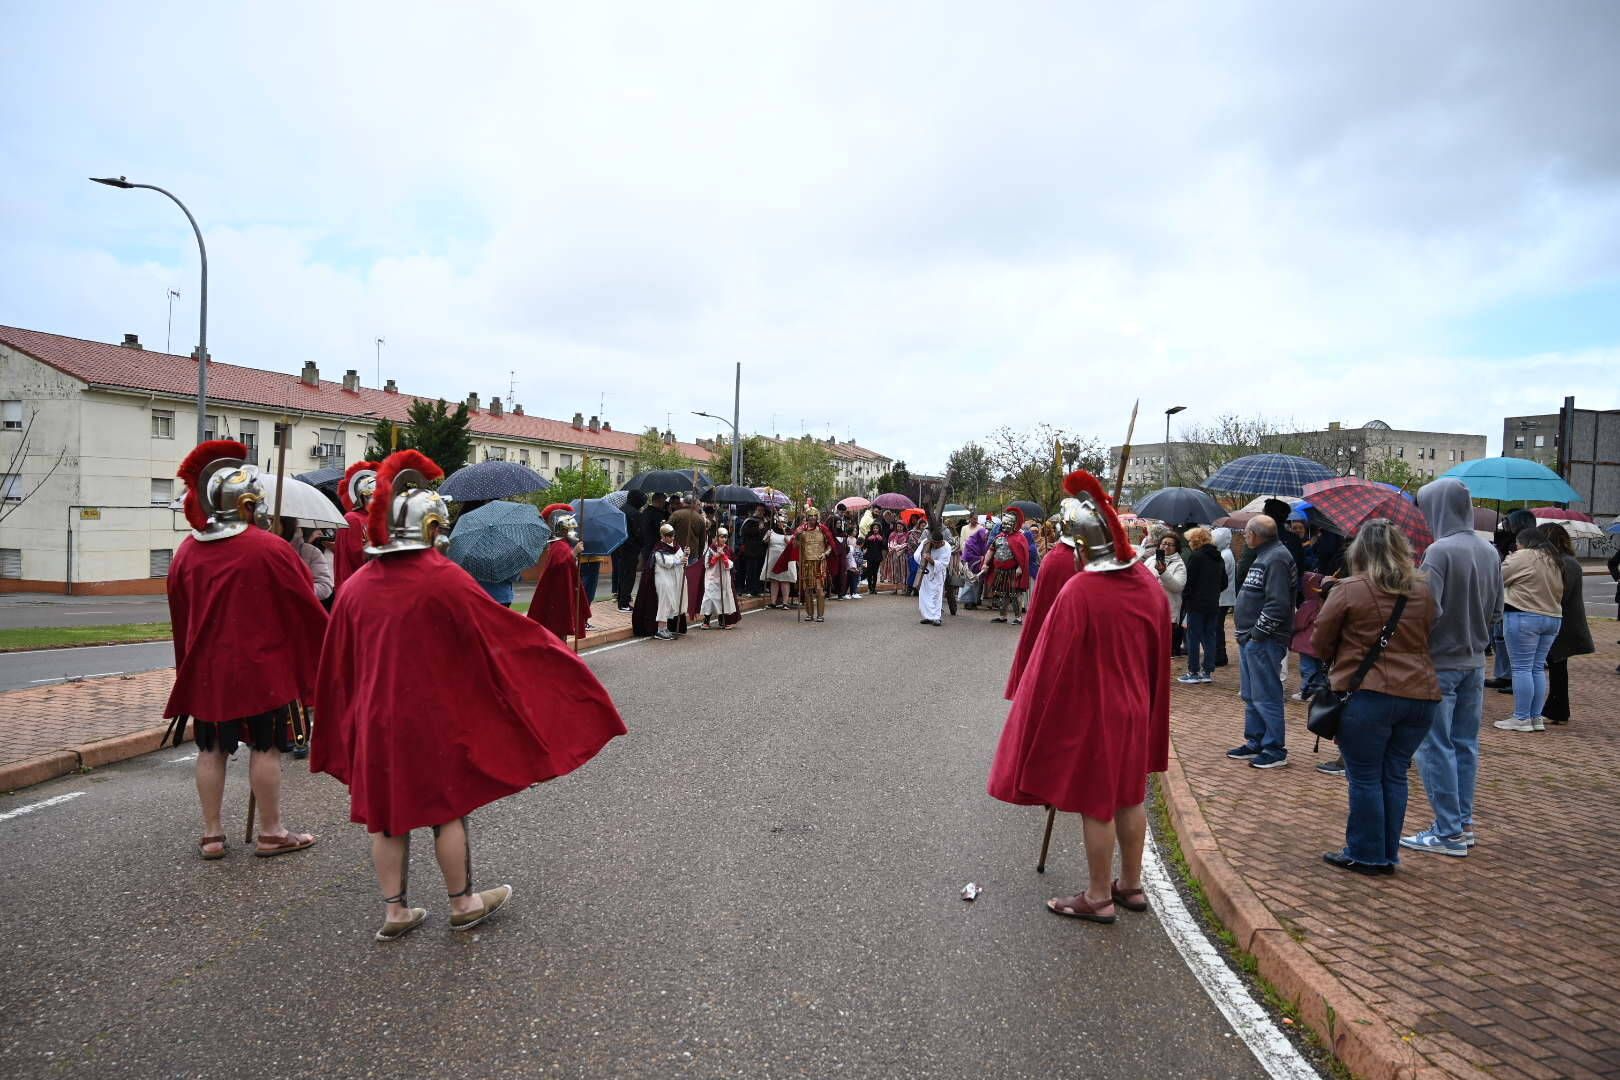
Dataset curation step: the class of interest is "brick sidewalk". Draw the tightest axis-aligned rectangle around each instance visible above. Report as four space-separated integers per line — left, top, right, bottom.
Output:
1168 630 1620 1080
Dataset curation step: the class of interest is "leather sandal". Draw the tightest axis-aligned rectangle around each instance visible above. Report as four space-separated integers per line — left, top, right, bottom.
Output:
1046 891 1116 923
376 908 428 942
1111 879 1148 912
254 831 317 857
198 835 227 861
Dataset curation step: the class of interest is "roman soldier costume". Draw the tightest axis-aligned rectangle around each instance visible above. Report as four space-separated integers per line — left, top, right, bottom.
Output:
312 450 626 940
983 507 1033 624
528 503 592 642
333 460 380 591
776 508 838 622
988 469 1169 822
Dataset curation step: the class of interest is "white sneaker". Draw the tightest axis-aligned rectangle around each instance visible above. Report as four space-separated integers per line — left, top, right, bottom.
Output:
1492 717 1536 732
1530 716 1546 732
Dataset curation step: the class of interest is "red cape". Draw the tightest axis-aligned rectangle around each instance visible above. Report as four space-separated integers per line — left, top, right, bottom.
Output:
312 549 625 834
772 524 838 575
164 527 329 723
1004 541 1079 699
988 561 1170 821
990 529 1032 592
332 510 369 590
528 538 591 640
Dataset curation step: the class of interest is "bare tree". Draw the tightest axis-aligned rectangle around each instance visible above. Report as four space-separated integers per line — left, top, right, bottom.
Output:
987 424 1108 513
0 408 68 524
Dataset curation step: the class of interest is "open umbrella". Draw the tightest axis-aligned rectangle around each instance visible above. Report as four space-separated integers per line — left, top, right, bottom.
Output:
1301 477 1433 556
569 497 630 556
1206 454 1336 497
1530 507 1594 522
1238 494 1299 513
899 507 928 527
1133 487 1225 526
1606 520 1620 536
440 460 550 502
600 489 631 511
1006 500 1045 521
448 502 549 583
1538 518 1604 541
751 486 791 507
873 492 916 511
1440 457 1581 505
836 495 872 513
255 475 350 528
701 484 764 505
623 469 712 495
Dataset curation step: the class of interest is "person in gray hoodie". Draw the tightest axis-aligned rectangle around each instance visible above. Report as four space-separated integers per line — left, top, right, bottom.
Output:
1212 527 1238 667
1226 515 1296 768
1401 478 1503 857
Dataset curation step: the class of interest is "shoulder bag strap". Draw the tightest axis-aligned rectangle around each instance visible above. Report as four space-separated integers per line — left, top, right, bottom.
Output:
1343 594 1409 695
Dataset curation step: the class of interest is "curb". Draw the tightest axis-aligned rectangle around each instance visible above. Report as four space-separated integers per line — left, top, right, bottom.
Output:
1157 747 1441 1080
0 594 777 794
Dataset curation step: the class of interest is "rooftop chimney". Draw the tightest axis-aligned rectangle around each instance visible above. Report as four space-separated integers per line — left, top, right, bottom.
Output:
191 346 211 364
572 412 585 430
490 396 503 418
1327 421 1341 431
342 368 360 392
601 421 610 431
512 403 524 416
383 379 398 394
588 415 600 433
121 333 142 350
301 361 319 386
467 392 480 412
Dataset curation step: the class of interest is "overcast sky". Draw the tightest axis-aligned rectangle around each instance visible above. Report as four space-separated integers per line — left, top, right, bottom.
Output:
3 2 1618 471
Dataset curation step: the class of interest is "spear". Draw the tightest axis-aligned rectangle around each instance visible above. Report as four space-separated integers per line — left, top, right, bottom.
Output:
1112 399 1140 506
247 410 292 844
575 449 589 652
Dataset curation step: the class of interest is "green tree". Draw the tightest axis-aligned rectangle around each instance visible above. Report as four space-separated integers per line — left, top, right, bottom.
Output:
366 399 473 474
945 443 993 508
986 426 1106 513
874 460 913 498
1362 455 1424 492
773 437 837 507
546 460 613 502
709 434 781 486
631 427 697 474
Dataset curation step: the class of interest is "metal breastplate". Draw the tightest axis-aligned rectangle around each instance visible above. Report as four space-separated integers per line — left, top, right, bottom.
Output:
993 535 1013 562
800 528 827 561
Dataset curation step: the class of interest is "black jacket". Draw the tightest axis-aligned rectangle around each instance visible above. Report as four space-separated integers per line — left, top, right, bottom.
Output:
1547 553 1594 663
1182 544 1226 615
636 505 667 558
740 517 766 558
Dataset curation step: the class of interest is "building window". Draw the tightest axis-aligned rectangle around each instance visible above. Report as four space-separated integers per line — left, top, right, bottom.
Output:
1429 448 1436 459
0 548 20 579
239 418 259 459
149 549 173 578
560 454 574 469
1395 446 1404 458
1 473 23 501
203 414 221 441
518 448 530 465
151 478 174 505
1513 435 1525 450
487 446 507 462
540 451 550 468
318 428 344 466
1449 449 1456 461
152 409 175 439
1534 434 1546 448
1 400 22 430
274 422 290 448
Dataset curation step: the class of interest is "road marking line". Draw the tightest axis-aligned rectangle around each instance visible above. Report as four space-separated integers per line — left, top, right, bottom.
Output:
1144 829 1320 1080
0 792 85 822
2 642 171 658
169 753 198 763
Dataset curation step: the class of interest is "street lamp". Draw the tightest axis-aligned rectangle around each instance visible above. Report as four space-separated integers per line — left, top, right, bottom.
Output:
92 176 210 445
1164 405 1187 489
693 409 739 484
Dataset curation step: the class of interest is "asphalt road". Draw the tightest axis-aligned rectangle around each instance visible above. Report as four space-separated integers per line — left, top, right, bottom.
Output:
0 640 177 691
0 595 1282 1079
0 593 173 629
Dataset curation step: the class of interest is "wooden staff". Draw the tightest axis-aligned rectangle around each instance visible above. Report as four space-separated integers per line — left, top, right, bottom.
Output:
1036 805 1057 873
1112 399 1140 506
574 450 589 652
247 413 292 843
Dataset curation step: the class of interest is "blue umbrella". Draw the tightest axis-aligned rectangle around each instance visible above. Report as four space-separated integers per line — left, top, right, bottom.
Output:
569 498 629 556
448 501 550 583
1440 457 1582 505
441 460 551 502
1607 520 1620 536
1133 487 1226 525
1204 454 1336 497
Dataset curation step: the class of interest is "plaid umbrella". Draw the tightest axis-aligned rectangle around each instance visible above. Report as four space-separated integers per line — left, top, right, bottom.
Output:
1206 454 1336 497
447 501 550 583
600 489 630 510
1301 477 1433 556
873 492 917 511
440 460 551 501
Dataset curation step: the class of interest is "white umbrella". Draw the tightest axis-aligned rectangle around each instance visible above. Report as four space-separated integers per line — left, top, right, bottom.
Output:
1238 494 1302 513
173 476 347 528
1535 516 1603 540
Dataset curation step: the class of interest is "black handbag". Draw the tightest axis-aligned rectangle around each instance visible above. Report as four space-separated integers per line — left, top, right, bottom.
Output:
1306 594 1408 742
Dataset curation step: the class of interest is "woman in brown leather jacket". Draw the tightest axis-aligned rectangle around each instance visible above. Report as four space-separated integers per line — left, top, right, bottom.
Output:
1311 520 1441 876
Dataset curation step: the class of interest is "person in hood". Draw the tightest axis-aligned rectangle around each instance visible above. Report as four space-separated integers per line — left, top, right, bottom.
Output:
1212 527 1238 667
1399 478 1503 856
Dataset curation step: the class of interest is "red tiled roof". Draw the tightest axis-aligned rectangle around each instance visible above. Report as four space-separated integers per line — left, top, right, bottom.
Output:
0 325 711 461
762 435 891 463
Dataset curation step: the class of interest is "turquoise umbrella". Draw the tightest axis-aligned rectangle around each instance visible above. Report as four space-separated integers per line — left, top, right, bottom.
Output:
1440 457 1581 504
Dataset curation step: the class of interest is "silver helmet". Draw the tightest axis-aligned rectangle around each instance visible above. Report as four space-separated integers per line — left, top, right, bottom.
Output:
347 468 378 511
549 511 580 544
194 458 266 542
1058 494 1135 573
365 468 450 555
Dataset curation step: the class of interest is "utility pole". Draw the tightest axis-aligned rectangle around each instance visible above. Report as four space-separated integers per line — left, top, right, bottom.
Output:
375 337 386 386
732 362 741 486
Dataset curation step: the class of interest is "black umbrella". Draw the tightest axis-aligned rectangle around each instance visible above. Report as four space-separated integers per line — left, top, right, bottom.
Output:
700 484 764 505
1132 487 1225 526
1006 500 1045 521
623 469 713 495
294 467 346 511
440 460 551 501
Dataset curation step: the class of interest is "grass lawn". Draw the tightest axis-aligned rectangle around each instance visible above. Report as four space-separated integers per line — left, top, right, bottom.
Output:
0 623 173 652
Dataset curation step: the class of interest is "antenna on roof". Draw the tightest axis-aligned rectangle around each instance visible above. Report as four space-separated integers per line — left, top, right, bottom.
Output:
166 289 180 353
375 337 386 387
509 370 517 401
599 391 605 425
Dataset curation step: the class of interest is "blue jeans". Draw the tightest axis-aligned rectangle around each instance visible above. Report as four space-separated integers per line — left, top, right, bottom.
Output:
1414 667 1484 837
1239 637 1288 753
1297 654 1324 695
1337 690 1437 865
1185 610 1220 675
580 561 601 604
1504 611 1561 720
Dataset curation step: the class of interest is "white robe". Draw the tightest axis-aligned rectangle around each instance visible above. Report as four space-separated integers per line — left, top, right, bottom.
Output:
653 547 687 621
916 539 952 623
701 547 738 616
761 529 797 583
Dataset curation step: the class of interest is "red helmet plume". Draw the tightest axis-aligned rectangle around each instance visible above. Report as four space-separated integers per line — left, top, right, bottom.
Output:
368 449 443 548
177 439 247 532
1062 469 1135 560
340 460 381 512
540 502 574 520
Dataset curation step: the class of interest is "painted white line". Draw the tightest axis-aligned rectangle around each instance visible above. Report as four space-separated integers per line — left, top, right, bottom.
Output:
1143 828 1320 1080
0 791 85 822
2 642 170 658
27 671 124 685
169 753 198 764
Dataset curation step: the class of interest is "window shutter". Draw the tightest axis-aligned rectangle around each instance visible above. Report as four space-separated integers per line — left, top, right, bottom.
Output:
149 549 173 578
0 548 21 579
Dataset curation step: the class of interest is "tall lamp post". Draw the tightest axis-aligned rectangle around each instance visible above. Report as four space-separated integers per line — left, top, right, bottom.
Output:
91 176 209 445
693 409 739 485
1163 405 1187 489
